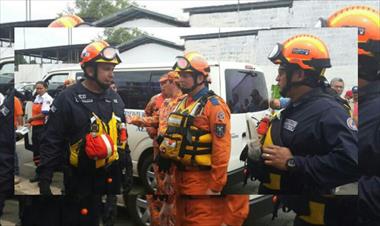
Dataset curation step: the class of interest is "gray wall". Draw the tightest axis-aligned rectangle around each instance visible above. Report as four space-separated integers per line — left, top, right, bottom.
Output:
184 28 358 93
189 0 379 27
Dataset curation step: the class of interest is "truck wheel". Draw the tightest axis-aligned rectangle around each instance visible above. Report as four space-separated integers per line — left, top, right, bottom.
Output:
139 152 156 193
125 195 150 226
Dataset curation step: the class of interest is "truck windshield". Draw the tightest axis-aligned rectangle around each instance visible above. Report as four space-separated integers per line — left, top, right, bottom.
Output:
225 69 268 113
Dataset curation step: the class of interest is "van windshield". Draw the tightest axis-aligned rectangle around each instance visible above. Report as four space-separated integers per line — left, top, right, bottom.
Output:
225 69 268 113
113 70 168 109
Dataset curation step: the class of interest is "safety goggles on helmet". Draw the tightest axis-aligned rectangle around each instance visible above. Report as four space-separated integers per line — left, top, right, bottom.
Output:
268 43 288 65
172 56 199 73
88 46 122 65
268 43 331 69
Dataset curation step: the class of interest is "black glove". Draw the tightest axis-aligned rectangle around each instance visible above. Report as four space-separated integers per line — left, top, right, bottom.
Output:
39 180 52 196
102 195 117 226
120 149 133 195
156 155 171 173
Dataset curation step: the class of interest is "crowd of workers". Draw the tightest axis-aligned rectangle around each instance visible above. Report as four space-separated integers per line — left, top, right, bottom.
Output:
0 4 379 226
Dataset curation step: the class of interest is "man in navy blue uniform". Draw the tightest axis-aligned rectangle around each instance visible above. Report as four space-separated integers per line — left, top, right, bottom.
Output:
322 5 380 225
0 86 14 222
252 34 359 195
20 40 132 226
244 33 359 226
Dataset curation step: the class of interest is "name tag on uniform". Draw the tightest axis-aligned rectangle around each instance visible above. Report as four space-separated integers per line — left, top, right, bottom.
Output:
0 105 10 116
284 119 298 132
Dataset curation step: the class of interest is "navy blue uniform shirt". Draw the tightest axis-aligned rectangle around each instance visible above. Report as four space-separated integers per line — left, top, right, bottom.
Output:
37 82 127 195
279 87 359 193
358 80 380 223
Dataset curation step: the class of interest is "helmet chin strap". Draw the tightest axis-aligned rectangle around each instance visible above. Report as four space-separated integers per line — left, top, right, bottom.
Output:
180 72 205 94
85 65 110 90
280 67 320 97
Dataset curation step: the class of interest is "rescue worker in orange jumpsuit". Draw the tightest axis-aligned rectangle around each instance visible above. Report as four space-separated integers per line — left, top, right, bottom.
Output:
127 71 183 226
26 81 53 183
158 52 249 226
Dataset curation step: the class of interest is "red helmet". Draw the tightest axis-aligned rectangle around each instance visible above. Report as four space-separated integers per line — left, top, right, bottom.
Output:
173 51 210 77
320 6 380 58
80 40 121 67
48 15 85 28
268 34 331 71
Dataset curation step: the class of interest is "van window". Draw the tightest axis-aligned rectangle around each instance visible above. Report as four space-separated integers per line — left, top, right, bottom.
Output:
0 61 14 94
225 69 268 113
0 61 14 84
114 70 168 109
45 73 68 97
76 72 84 81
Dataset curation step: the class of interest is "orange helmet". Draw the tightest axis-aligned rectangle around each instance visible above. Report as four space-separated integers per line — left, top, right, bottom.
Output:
173 51 210 76
159 71 180 83
268 34 331 71
80 40 121 67
321 6 380 58
48 15 86 28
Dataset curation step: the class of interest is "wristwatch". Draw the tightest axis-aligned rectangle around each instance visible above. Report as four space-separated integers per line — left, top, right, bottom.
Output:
286 158 297 172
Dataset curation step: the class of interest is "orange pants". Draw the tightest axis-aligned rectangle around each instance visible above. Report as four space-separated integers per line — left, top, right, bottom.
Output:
175 195 249 226
146 195 162 226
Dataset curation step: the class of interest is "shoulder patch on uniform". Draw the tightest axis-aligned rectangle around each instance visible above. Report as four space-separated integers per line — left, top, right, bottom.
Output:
209 96 219 105
347 117 358 131
217 111 225 121
215 123 226 138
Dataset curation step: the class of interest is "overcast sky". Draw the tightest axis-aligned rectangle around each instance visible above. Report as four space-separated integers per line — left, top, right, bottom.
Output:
0 0 258 23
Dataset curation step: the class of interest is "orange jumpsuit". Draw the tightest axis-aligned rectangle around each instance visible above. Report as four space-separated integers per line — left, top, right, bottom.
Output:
130 92 183 226
168 90 249 226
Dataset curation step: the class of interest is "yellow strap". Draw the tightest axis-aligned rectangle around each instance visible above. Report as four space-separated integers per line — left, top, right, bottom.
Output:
299 201 325 225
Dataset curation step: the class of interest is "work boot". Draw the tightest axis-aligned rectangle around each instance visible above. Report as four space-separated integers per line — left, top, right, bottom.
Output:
14 176 21 185
29 174 39 183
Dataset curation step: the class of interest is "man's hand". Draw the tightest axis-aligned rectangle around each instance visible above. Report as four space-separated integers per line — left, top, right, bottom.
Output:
262 145 293 171
205 188 220 195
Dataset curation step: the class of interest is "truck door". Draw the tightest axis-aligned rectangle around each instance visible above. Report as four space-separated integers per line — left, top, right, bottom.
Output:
222 67 269 172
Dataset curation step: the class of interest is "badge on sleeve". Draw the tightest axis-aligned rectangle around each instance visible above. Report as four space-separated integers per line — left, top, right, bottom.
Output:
215 123 226 138
217 111 225 121
347 118 358 131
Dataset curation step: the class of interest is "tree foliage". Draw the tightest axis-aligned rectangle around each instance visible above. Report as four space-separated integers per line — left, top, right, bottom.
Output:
60 0 137 20
99 28 146 46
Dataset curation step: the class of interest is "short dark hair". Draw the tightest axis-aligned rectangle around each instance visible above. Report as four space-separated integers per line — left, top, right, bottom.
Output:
35 81 48 89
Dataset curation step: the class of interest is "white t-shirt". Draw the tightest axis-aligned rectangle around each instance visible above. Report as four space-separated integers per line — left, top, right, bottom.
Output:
34 92 54 114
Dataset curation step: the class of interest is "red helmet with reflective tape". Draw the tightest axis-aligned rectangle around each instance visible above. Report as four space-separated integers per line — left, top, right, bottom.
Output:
323 6 380 58
173 51 210 77
268 34 331 71
80 40 121 67
48 15 85 28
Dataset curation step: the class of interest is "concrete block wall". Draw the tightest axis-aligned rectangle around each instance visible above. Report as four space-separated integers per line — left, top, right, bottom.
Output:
189 0 379 27
185 28 358 93
185 34 258 64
